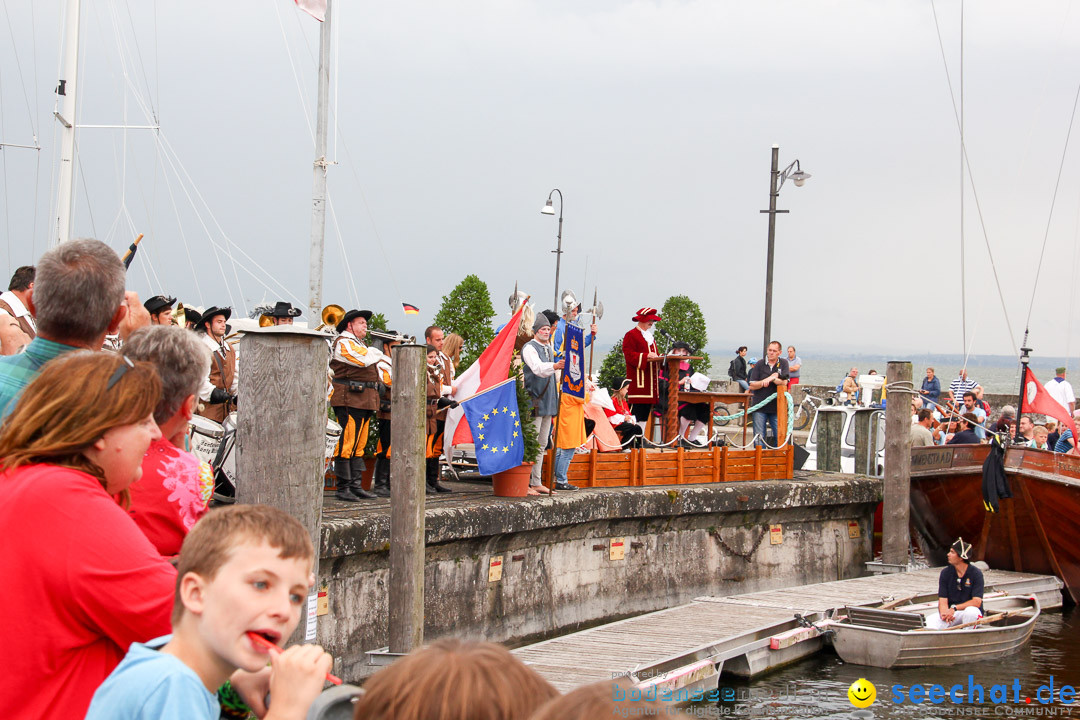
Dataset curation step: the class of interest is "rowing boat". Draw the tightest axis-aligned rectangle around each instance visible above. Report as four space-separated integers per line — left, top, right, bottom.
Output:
829 595 1040 669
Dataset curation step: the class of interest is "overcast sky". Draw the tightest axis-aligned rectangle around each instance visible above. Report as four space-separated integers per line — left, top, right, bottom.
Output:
4 0 1080 360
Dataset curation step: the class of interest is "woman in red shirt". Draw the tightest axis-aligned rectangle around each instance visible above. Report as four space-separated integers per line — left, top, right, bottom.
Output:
0 352 177 720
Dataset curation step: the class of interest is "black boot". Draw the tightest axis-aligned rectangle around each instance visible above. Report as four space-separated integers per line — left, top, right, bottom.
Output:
349 457 378 499
334 459 361 502
426 458 452 493
372 455 391 497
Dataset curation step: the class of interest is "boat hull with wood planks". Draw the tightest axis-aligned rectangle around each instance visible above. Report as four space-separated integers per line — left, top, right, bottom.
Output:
543 445 796 487
908 444 1080 604
829 595 1040 669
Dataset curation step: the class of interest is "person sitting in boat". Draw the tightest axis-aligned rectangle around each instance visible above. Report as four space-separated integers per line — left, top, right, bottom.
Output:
1052 410 1080 454
1030 425 1051 450
840 367 859 405
946 413 982 445
959 391 987 440
1017 415 1036 444
927 538 983 630
992 405 1016 436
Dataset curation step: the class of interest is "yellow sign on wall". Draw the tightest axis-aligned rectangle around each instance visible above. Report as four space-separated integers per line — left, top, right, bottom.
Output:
769 524 783 545
610 537 625 561
488 556 503 582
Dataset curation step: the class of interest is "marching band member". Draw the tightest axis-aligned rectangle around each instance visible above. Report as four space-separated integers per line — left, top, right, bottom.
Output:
195 306 237 423
330 309 384 501
552 291 596 363
424 344 455 493
143 295 176 326
371 330 402 498
267 300 302 326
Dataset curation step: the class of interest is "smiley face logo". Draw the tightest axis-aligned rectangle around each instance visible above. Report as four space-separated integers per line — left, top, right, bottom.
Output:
848 678 876 708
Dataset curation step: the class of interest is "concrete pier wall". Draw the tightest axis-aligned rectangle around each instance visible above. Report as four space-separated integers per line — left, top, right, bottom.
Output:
315 475 881 680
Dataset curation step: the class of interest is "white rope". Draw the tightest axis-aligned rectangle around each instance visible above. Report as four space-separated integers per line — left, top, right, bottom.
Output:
588 433 638 450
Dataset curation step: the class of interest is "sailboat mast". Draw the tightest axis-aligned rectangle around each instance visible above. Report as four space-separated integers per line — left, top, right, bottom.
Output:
54 0 82 247
307 0 333 315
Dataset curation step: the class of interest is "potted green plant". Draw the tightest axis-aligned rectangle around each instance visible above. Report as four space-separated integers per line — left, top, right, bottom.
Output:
492 366 541 497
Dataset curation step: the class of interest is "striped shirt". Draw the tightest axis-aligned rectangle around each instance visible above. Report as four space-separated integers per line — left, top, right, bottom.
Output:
0 336 79 420
949 376 978 403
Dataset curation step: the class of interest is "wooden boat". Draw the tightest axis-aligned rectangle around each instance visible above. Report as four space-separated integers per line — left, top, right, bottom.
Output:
829 594 1040 669
908 444 1080 604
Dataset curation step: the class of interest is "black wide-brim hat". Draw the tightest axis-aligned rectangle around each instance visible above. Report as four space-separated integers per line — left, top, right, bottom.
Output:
143 295 176 315
671 341 693 353
267 301 302 318
336 309 373 334
199 306 232 329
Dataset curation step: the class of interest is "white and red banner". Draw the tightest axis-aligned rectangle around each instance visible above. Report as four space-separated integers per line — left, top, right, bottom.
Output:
1022 369 1078 445
294 0 326 22
443 303 527 459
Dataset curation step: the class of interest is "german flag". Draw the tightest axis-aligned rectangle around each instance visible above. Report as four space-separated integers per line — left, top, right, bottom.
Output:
402 302 420 315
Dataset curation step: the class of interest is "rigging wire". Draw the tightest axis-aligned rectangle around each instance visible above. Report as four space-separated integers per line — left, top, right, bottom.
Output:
959 0 965 364
152 133 202 300
1023 77 1080 331
1067 188 1080 373
929 0 1017 358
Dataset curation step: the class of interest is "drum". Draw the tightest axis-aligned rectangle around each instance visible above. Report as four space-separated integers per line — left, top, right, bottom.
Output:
189 416 224 467
325 418 342 471
220 412 239 486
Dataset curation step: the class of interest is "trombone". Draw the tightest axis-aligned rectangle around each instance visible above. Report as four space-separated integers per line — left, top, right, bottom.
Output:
315 304 345 333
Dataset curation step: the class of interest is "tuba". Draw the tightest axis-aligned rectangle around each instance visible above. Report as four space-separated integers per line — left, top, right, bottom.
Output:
315 304 346 333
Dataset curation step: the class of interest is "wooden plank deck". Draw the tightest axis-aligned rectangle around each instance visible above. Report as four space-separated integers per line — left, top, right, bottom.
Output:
512 568 1063 694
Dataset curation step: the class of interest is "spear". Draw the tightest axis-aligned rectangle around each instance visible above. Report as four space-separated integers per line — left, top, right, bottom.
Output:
121 233 144 270
588 286 598 377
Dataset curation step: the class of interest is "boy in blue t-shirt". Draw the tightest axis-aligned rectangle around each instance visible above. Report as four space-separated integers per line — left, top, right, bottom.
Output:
86 505 333 720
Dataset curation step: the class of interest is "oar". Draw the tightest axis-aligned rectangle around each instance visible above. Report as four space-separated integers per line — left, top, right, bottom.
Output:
879 595 916 611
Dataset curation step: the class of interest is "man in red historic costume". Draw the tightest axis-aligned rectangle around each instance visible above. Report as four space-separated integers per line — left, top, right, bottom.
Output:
622 307 662 437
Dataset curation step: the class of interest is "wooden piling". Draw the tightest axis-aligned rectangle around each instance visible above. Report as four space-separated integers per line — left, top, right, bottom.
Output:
235 327 329 645
776 381 789 447
816 408 844 473
882 360 913 566
389 344 426 654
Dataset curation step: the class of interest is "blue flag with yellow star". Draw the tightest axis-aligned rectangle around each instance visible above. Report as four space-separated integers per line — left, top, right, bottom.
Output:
460 378 525 476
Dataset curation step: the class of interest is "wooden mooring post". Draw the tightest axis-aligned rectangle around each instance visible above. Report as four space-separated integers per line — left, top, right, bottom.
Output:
882 361 913 566
816 407 844 473
388 344 426 654
235 327 329 645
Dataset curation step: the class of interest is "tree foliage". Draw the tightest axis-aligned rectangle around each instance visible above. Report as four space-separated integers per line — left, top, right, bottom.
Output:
368 312 387 333
656 295 711 375
433 275 495 369
597 338 627 392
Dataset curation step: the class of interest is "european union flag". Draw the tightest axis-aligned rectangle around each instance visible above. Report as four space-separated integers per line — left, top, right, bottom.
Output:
460 378 524 476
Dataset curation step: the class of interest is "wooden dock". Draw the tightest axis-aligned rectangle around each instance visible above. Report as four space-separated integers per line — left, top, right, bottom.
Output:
511 568 1064 696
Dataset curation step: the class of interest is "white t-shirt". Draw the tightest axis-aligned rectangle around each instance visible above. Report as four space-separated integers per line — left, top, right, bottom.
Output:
1046 377 1076 413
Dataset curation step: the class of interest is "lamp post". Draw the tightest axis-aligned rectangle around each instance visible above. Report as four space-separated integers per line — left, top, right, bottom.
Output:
759 145 810 358
541 189 563 310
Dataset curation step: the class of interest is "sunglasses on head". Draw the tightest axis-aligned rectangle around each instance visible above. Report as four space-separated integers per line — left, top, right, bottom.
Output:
106 356 136 391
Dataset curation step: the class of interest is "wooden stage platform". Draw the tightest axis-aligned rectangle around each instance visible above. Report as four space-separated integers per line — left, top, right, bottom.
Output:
511 568 1064 696
546 444 797 488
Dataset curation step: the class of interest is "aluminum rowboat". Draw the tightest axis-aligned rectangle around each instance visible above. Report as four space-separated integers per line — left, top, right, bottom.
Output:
829 595 1039 669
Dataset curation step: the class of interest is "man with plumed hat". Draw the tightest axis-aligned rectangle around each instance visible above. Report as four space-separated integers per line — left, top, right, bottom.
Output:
195 306 238 423
143 295 176 326
329 309 386 501
622 308 662 437
926 537 985 629
521 310 564 495
266 301 302 326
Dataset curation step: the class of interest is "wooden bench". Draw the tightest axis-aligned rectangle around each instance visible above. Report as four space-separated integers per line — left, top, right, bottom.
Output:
843 606 926 631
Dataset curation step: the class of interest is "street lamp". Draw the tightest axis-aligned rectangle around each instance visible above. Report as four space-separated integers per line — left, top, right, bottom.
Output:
759 145 810 357
541 189 563 310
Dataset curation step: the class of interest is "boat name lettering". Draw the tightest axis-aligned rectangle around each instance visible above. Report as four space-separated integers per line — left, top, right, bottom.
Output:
910 447 954 470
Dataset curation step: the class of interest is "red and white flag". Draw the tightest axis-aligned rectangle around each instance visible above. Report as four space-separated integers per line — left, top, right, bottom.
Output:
1022 369 1078 444
294 0 326 21
444 303 527 460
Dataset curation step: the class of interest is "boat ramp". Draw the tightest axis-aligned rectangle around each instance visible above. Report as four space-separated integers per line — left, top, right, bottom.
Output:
511 567 1063 695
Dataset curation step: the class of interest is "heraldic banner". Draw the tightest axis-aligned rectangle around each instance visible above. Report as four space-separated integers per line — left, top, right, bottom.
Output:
562 322 585 399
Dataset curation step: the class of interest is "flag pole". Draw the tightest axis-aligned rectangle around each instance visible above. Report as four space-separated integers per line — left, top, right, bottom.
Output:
587 286 598 377
1015 329 1031 444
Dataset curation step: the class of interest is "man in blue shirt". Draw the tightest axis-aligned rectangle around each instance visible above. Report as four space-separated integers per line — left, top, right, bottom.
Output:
0 239 147 419
926 537 984 630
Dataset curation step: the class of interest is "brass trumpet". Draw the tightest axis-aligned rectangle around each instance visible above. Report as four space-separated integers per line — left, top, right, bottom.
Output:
258 314 275 328
172 303 186 327
315 304 346 332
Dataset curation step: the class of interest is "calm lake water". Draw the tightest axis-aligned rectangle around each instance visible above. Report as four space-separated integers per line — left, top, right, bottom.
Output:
671 606 1079 719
